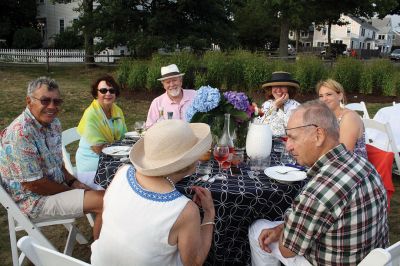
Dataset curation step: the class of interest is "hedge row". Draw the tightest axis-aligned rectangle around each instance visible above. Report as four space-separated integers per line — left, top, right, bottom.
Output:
117 50 400 96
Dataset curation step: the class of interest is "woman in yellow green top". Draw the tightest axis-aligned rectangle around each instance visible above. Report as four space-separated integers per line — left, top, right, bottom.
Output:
76 75 127 174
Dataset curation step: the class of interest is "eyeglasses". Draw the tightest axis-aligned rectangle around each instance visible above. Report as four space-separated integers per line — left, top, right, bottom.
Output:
98 88 116 94
30 96 63 106
284 124 318 136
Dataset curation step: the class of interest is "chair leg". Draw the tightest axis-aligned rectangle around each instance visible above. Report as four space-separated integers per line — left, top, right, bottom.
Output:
63 223 77 255
8 214 20 266
86 213 95 227
62 223 88 255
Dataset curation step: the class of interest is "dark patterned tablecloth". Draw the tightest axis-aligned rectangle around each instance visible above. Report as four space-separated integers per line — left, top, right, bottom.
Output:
94 140 307 266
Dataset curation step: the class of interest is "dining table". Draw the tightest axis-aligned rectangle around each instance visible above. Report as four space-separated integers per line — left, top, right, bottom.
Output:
93 138 308 266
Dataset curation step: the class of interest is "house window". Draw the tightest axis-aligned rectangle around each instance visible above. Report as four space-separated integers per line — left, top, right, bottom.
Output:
300 31 308 38
378 35 385 40
59 19 64 33
322 27 327 35
347 27 351 36
393 35 396 40
372 32 375 39
361 28 365 37
289 31 294 37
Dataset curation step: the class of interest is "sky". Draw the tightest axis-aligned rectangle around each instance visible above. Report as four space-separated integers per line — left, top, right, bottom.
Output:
390 15 400 29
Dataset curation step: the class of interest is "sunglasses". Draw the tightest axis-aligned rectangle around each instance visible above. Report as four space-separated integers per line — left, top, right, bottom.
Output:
31 96 63 106
98 88 116 94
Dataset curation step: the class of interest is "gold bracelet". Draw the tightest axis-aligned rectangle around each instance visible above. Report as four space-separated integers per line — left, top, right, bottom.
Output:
200 221 215 226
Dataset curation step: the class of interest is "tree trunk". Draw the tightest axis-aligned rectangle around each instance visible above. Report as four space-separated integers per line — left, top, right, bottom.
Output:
83 0 94 65
295 29 300 51
279 18 289 57
327 21 332 57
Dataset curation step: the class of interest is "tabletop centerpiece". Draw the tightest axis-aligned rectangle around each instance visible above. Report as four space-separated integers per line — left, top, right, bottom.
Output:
186 85 255 149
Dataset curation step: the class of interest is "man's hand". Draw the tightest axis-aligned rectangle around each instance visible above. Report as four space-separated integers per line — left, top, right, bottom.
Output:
258 224 284 253
71 179 91 190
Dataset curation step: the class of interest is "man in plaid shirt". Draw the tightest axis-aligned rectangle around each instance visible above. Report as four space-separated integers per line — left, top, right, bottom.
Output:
249 100 388 265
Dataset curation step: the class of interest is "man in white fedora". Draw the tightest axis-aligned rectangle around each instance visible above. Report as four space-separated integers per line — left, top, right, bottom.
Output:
145 64 196 128
91 119 215 265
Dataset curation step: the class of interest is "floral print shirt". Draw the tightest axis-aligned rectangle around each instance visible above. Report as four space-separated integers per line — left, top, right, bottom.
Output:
257 99 300 136
0 108 64 218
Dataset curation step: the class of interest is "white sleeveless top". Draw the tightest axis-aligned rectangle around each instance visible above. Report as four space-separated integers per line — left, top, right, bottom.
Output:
91 165 190 266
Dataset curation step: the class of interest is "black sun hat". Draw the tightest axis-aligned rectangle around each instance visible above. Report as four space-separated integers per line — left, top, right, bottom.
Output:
261 71 300 90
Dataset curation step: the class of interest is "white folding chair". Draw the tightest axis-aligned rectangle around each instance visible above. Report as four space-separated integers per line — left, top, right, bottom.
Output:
363 119 400 175
345 101 370 119
394 101 397 106
62 127 80 176
0 184 88 266
62 127 96 226
17 236 90 266
358 240 400 266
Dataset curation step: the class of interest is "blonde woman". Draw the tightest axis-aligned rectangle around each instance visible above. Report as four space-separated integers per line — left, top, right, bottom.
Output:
316 79 367 159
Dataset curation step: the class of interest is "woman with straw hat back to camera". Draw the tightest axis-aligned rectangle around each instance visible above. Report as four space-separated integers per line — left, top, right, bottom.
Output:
256 71 300 136
91 120 215 266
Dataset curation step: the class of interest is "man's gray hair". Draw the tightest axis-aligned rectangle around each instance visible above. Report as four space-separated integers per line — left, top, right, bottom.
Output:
27 77 59 96
294 100 340 140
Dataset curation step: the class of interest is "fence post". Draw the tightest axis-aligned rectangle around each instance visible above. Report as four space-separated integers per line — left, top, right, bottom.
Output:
107 50 109 64
46 51 49 72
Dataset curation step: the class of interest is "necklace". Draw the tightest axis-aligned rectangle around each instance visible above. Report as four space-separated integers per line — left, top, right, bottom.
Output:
165 176 175 188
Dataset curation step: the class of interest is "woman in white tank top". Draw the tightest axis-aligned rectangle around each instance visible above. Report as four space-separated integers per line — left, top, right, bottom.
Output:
91 120 215 266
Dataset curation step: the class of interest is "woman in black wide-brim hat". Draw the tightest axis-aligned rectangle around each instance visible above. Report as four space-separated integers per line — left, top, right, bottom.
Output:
256 71 300 136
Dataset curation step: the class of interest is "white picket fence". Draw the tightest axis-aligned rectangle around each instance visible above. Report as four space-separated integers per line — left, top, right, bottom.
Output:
0 49 116 63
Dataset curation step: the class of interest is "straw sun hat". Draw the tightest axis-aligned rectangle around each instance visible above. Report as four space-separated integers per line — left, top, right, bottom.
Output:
129 120 212 176
261 71 300 90
157 64 185 81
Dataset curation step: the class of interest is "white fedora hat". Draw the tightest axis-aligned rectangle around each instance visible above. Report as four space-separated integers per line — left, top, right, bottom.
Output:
157 64 185 81
130 120 211 176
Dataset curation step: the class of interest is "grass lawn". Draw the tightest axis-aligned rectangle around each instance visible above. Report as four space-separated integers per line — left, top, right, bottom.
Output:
0 64 399 265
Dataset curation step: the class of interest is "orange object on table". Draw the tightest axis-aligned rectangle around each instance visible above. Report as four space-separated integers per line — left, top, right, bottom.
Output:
366 144 395 209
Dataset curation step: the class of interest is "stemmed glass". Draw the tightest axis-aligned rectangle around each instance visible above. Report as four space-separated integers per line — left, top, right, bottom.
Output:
134 121 145 137
213 144 229 180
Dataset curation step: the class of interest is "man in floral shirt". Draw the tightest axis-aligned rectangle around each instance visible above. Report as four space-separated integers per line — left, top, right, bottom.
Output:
249 100 388 265
0 77 104 239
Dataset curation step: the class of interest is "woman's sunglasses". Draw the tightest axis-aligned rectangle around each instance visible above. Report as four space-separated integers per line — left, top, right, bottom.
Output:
31 96 63 106
98 88 116 94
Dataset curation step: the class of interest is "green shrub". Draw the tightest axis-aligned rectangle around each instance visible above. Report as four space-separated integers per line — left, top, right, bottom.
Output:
168 52 199 89
382 69 400 96
294 55 327 94
116 59 131 88
203 51 227 88
225 52 246 90
360 59 394 95
146 54 169 91
194 73 208 89
53 30 83 49
332 57 363 93
12 27 42 49
240 52 272 93
126 62 148 90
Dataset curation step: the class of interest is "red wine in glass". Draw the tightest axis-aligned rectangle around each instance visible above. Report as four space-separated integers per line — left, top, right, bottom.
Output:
213 145 229 180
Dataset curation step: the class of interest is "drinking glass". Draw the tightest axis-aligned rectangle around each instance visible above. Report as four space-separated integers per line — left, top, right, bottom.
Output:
213 145 229 180
134 121 145 136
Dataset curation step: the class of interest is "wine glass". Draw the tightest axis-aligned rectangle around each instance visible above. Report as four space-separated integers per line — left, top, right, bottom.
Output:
134 121 145 136
213 144 229 180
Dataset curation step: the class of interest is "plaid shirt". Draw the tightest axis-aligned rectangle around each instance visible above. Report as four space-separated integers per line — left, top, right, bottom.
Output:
0 108 64 218
282 144 388 265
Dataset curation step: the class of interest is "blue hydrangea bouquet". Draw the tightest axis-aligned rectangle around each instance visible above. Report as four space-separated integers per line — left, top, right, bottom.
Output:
186 85 255 148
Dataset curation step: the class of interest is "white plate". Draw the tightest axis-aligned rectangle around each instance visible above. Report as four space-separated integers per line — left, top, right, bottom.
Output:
124 131 140 139
102 146 131 158
264 166 306 183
